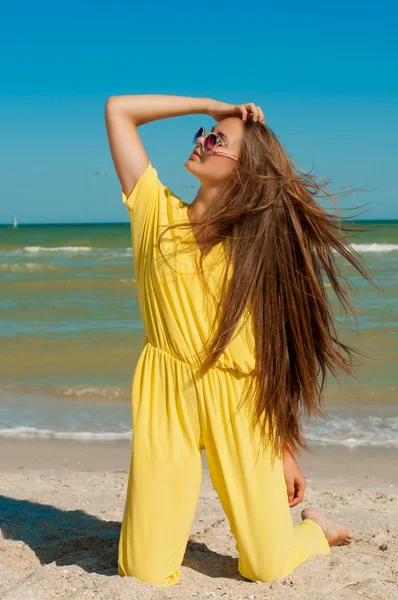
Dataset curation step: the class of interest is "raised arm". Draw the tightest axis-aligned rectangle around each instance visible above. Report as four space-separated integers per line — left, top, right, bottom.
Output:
104 94 211 197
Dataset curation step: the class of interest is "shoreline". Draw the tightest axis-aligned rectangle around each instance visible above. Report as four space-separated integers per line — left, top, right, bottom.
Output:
1 437 397 490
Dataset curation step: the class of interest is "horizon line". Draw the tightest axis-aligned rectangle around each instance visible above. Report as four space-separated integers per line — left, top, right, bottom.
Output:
1 218 398 226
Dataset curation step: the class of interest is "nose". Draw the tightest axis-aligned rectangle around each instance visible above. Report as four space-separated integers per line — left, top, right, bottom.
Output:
194 138 204 155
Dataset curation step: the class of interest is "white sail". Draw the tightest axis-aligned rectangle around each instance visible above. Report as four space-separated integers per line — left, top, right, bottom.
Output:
12 215 18 228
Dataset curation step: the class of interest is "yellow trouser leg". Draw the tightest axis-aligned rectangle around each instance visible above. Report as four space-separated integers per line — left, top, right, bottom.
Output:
118 348 202 586
200 368 331 583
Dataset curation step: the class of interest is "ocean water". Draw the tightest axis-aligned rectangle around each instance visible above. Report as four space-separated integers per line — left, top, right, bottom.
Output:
1 220 397 448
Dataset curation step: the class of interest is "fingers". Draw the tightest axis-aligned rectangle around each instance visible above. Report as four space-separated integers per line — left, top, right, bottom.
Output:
257 105 266 123
240 102 265 123
292 479 306 507
239 104 248 121
246 103 260 121
287 478 306 507
286 479 295 506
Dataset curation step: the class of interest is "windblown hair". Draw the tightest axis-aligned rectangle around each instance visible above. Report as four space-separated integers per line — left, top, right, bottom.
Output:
158 119 378 462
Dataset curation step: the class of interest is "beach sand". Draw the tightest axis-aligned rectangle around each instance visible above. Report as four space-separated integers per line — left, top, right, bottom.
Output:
0 439 397 599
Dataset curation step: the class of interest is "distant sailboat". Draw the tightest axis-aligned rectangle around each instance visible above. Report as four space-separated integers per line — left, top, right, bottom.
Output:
11 215 18 229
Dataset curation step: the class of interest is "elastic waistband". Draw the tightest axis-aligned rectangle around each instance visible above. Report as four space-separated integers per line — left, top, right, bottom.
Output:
144 338 252 375
144 338 197 370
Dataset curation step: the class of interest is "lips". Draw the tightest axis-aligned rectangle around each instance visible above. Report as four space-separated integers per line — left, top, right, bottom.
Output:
193 149 201 158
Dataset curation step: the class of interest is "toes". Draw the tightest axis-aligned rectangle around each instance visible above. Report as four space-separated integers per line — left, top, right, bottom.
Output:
340 525 354 545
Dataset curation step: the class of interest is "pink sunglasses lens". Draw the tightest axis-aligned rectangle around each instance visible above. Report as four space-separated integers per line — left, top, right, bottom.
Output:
204 133 217 152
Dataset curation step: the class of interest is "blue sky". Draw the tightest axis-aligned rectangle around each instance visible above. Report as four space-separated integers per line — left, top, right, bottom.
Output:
1 0 397 224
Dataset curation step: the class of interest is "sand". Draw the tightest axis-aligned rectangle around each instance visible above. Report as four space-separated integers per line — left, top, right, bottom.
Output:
0 439 397 600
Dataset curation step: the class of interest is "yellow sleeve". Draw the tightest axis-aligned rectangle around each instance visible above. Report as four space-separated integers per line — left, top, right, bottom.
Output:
122 161 164 274
121 161 183 276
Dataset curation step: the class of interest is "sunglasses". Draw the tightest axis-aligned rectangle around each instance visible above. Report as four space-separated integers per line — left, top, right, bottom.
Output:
192 126 239 162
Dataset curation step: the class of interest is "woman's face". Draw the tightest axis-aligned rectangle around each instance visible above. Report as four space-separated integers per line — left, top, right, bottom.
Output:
184 117 244 185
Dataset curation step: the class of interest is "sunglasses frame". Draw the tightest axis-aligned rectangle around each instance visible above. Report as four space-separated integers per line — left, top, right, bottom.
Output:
193 126 239 162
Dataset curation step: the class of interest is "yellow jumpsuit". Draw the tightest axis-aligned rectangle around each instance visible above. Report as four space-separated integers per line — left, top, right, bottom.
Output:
118 161 330 586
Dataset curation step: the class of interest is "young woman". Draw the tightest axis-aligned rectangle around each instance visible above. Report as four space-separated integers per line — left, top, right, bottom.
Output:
105 95 373 587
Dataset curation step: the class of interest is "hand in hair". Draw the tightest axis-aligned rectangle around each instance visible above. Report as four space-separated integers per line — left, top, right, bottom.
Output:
206 99 265 123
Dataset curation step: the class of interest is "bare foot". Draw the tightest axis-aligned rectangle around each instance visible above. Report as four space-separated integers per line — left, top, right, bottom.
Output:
301 507 354 547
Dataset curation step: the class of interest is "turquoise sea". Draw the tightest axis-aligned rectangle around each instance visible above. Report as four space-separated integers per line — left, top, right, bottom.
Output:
1 220 397 448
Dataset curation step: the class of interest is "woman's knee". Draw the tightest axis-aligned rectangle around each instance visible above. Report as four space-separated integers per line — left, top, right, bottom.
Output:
238 555 294 583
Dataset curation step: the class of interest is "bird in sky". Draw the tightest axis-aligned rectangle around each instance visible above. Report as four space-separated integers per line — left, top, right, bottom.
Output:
181 182 196 190
94 171 108 176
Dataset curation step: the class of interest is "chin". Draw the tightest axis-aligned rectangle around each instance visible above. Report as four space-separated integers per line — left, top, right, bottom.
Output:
184 155 206 182
184 159 197 173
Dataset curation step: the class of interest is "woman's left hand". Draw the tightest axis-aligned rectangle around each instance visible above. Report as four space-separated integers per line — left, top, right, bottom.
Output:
206 99 265 123
282 449 306 508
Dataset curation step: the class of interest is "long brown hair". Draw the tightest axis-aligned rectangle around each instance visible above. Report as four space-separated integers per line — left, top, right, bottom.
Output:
158 119 379 462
